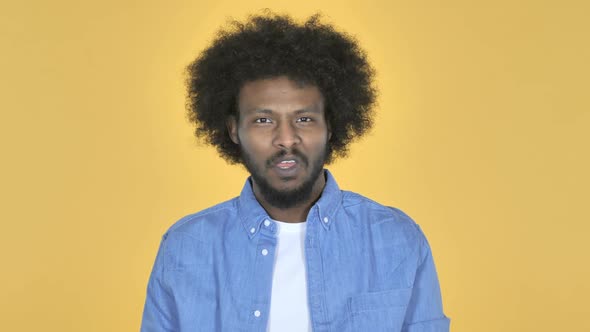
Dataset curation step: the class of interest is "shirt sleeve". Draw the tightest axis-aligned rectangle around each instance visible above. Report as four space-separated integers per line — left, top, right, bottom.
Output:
402 225 451 332
140 234 178 332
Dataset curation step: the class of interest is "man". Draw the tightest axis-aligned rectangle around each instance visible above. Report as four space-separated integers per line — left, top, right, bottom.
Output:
141 13 450 332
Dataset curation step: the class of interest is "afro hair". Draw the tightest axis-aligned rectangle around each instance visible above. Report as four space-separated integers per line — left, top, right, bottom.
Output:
186 12 376 164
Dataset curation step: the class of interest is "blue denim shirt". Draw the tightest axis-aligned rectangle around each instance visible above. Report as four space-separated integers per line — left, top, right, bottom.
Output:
141 170 450 331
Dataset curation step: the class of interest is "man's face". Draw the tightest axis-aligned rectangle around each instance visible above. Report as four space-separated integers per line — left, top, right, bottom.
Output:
228 76 331 209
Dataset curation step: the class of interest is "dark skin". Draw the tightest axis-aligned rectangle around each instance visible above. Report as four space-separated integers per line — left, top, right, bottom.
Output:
227 76 331 222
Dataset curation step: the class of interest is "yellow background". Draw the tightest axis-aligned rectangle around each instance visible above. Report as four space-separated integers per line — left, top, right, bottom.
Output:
1 0 589 331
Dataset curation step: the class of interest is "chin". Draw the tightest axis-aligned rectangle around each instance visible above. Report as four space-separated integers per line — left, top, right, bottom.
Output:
271 181 303 192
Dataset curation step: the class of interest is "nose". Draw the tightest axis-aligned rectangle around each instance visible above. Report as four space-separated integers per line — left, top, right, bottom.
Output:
273 120 301 149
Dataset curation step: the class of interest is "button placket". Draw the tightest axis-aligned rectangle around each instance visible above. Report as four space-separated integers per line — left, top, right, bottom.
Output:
305 211 330 331
248 223 276 328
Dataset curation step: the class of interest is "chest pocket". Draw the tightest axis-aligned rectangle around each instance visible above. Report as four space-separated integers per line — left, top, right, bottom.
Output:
348 288 412 332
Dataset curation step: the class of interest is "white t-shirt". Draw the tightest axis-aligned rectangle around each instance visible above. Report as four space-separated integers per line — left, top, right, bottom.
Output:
266 220 312 332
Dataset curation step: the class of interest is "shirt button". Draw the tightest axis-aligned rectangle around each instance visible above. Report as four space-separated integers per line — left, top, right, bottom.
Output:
261 249 268 256
323 217 329 223
254 310 261 317
250 227 256 234
264 219 271 227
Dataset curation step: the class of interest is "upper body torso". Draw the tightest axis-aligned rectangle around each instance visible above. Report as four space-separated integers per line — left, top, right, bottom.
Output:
141 170 450 332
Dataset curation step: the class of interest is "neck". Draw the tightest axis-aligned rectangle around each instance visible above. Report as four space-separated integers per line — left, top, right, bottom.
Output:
253 174 326 223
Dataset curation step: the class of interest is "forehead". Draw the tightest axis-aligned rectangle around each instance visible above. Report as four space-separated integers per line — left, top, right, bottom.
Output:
237 76 324 114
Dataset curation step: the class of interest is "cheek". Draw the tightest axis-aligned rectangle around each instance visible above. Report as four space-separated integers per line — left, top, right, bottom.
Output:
238 129 271 154
307 130 330 147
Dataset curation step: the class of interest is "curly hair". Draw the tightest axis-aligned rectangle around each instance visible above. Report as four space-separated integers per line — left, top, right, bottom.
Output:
186 12 376 164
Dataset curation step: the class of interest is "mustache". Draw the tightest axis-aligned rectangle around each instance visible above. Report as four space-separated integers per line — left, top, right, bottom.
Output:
267 149 308 167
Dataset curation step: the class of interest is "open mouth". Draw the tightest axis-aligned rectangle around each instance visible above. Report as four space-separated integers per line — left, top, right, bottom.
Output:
276 160 296 169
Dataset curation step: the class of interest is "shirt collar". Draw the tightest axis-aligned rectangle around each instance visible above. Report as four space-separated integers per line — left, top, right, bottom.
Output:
237 169 342 238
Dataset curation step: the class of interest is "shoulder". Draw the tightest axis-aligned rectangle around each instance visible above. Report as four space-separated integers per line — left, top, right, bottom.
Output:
340 190 427 248
148 199 239 272
340 190 416 226
154 198 240 269
163 197 239 242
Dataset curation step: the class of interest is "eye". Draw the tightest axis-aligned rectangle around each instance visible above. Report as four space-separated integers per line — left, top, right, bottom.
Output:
254 118 273 124
297 117 313 123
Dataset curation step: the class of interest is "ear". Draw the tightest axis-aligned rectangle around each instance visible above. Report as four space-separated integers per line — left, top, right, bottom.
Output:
227 115 239 144
327 121 332 140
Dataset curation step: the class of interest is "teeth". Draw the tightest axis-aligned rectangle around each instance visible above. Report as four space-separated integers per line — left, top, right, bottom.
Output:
278 160 296 169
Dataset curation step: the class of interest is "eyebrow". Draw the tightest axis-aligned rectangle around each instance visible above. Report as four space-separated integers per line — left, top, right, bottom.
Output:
251 109 273 114
294 108 322 115
248 108 322 115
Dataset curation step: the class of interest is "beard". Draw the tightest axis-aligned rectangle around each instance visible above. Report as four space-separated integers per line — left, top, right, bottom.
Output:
240 146 327 210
